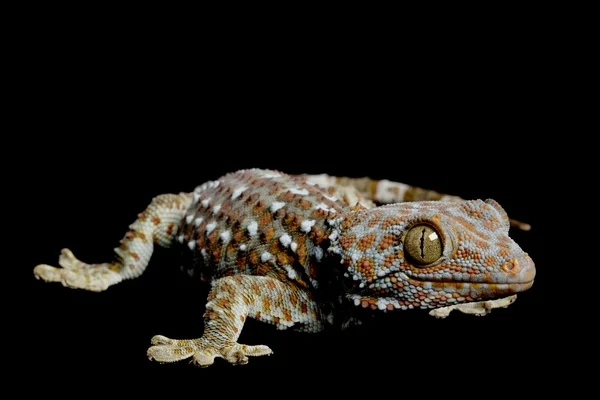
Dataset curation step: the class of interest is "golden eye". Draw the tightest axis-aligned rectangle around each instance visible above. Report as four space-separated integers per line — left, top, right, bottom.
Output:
404 224 443 265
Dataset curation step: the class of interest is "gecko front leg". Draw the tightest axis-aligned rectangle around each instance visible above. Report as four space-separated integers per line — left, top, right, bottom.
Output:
147 275 325 367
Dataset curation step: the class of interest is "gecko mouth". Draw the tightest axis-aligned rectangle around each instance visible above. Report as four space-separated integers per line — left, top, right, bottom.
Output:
398 276 535 294
398 255 536 293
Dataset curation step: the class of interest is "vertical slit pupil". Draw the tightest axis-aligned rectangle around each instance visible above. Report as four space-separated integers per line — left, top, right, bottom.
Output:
420 228 426 258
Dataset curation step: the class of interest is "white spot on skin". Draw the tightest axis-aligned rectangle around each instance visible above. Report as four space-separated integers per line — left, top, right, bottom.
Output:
193 192 201 204
261 252 272 263
300 220 316 233
313 246 324 261
247 221 258 237
291 242 298 252
201 199 211 208
201 249 208 257
270 201 285 212
206 221 217 234
185 215 194 224
283 265 297 280
239 244 247 251
303 174 337 189
188 240 196 250
231 186 247 200
324 195 337 202
315 203 331 212
262 173 281 179
194 217 203 227
375 180 409 203
279 233 292 247
290 188 309 196
177 234 185 244
212 204 221 214
219 230 231 242
328 230 339 241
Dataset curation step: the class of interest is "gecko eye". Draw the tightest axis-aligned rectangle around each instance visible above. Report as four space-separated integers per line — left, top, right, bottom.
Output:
404 224 443 265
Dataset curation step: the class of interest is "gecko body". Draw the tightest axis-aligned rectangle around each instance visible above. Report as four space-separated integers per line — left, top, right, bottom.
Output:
34 169 535 367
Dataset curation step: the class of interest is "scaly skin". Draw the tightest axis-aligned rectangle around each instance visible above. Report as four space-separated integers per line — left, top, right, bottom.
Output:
33 169 535 367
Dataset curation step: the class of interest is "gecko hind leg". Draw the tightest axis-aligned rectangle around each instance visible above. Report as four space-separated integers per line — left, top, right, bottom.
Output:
33 193 192 292
34 248 122 292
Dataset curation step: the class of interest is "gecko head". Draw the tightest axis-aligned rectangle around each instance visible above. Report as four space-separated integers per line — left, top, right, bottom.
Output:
330 199 535 312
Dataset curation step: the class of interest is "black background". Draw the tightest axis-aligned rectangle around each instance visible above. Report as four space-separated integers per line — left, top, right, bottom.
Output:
10 24 547 387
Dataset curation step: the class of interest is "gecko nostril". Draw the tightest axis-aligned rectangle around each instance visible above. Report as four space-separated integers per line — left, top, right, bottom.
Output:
502 259 517 273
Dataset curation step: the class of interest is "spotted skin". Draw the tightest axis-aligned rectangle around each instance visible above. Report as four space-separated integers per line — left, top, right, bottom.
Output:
33 169 535 367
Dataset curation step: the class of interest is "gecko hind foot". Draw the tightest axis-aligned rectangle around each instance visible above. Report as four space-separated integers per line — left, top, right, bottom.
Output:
147 335 273 367
33 248 122 292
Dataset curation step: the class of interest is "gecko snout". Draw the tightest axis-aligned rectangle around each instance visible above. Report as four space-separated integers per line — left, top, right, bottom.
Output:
496 254 536 292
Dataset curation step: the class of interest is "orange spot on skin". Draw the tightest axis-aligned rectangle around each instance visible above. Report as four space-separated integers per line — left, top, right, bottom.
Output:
166 223 175 236
475 240 489 249
381 217 400 229
152 216 161 225
226 244 237 259
283 309 292 321
298 199 312 210
290 292 298 307
340 235 356 250
240 315 246 322
301 304 308 313
273 316 280 324
296 244 307 264
249 252 259 265
384 253 397 267
357 233 376 251
232 231 244 243
311 209 327 219
129 252 140 261
377 234 394 251
483 220 498 230
263 298 271 313
208 230 219 245
455 216 489 240
274 208 286 219
266 280 277 289
310 225 326 244
262 226 275 242
277 252 292 265
484 256 496 267
284 212 296 226
367 216 380 228
258 211 272 227
279 191 295 202
256 264 270 275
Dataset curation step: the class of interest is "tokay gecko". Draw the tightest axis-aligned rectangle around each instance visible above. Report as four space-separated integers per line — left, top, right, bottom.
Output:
33 169 536 367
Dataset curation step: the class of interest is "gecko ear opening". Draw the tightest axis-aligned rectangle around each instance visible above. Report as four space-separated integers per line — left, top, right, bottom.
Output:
484 199 510 230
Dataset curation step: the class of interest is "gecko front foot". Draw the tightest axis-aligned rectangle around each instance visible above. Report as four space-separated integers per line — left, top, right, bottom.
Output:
33 248 122 292
147 335 273 367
